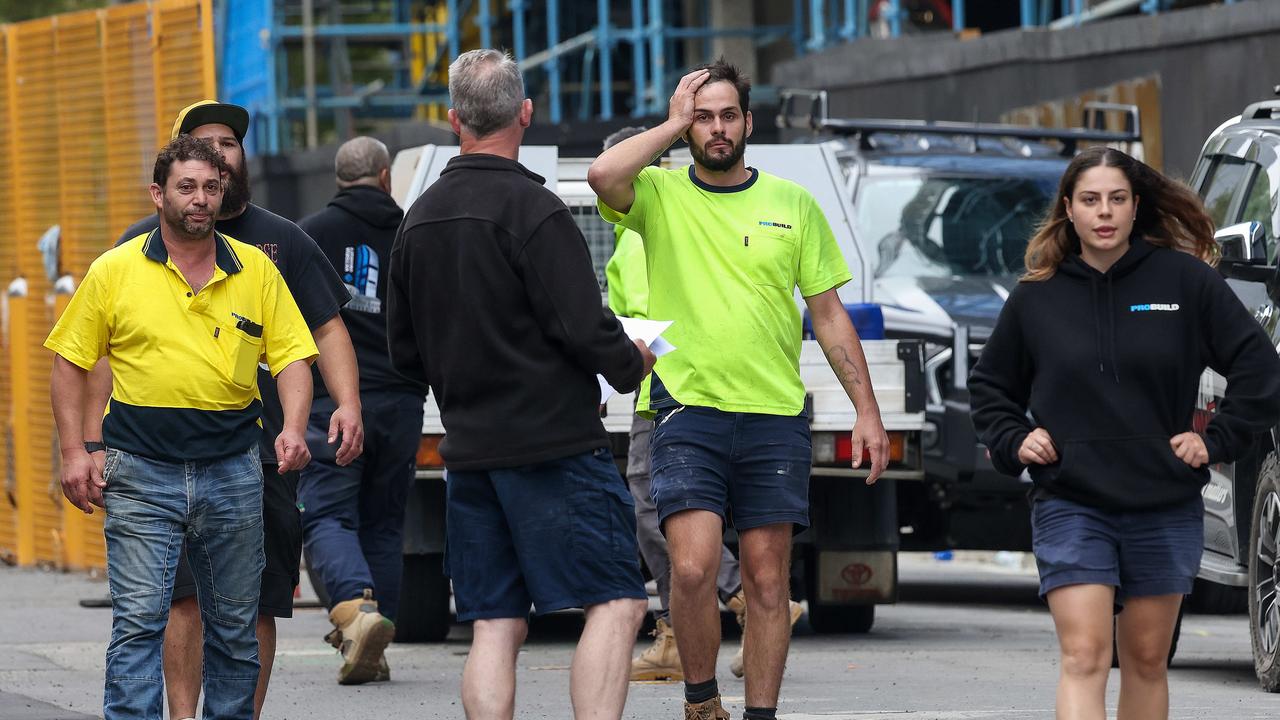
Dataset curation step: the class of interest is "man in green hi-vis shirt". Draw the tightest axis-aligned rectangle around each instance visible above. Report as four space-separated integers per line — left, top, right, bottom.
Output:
590 61 890 720
603 127 805 686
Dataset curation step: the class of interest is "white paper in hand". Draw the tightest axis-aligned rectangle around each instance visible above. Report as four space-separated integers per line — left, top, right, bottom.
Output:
599 316 677 402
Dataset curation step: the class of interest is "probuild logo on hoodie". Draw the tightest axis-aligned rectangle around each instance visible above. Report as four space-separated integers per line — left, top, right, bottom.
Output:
1129 303 1180 313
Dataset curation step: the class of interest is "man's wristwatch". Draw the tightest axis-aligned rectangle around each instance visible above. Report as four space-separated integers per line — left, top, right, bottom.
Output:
83 441 106 453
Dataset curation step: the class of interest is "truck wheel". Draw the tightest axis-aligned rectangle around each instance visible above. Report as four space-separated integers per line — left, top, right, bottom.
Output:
806 602 874 634
1248 453 1280 692
1187 578 1248 614
1111 597 1184 669
395 553 452 643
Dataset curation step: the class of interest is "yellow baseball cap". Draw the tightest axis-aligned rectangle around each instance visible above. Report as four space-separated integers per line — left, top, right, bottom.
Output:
171 100 250 142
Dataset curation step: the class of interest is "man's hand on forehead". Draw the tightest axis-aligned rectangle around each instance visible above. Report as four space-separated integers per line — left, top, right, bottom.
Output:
668 68 711 130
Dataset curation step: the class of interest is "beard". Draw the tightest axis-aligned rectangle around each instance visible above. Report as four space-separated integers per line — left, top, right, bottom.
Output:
690 128 747 173
220 161 251 217
162 203 216 241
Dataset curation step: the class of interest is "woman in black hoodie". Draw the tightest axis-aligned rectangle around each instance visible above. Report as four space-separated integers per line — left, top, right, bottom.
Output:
970 146 1280 718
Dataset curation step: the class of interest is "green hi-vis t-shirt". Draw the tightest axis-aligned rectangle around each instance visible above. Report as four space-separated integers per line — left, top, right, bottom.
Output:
598 165 852 416
606 226 649 319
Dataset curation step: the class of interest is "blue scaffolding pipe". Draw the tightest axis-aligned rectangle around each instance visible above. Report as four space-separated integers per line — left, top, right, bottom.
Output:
630 0 646 118
648 0 664 116
477 0 492 50
888 0 901 36
511 0 527 61
953 0 965 31
446 0 460 59
808 0 826 51
839 0 857 40
663 26 791 39
598 0 612 119
1021 0 1037 27
276 22 450 39
547 0 562 123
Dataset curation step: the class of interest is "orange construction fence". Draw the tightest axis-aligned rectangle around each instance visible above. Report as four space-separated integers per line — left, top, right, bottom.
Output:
0 0 216 571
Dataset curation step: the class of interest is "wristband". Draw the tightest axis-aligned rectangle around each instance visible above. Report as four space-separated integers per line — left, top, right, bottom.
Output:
84 441 106 453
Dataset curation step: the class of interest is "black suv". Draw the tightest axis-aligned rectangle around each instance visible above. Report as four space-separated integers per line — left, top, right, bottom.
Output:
1191 95 1280 692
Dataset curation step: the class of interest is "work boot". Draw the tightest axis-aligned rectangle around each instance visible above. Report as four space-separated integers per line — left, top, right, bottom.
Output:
726 592 805 678
684 695 730 720
327 627 390 682
630 617 683 681
328 588 396 685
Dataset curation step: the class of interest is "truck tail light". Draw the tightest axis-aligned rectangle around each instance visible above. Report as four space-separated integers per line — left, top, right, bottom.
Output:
416 435 445 468
813 431 905 466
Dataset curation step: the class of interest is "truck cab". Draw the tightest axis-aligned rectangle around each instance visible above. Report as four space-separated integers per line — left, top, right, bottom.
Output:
385 143 928 637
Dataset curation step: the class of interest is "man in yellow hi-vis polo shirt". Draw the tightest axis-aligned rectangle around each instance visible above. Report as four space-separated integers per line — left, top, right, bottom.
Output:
46 135 318 720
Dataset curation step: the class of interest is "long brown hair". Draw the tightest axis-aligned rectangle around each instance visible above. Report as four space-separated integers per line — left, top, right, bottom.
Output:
1022 146 1218 281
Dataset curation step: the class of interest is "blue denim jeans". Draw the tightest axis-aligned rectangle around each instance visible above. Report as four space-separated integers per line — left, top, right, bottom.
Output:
299 392 423 620
101 446 265 720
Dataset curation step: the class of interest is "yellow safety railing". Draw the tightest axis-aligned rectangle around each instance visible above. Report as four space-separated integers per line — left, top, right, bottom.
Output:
0 0 215 571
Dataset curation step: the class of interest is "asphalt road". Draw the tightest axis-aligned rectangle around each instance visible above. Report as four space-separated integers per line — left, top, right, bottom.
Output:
2 555 1277 719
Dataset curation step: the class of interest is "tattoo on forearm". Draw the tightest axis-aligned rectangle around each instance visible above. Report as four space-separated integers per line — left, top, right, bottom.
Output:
825 345 863 388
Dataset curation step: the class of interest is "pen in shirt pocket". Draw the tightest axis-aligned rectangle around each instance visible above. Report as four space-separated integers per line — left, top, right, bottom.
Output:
230 312 264 338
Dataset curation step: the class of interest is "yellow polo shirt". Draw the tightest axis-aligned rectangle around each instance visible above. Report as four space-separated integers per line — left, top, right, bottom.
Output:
45 230 318 462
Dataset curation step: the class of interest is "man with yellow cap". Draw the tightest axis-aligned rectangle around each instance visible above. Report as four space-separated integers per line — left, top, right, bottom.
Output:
93 100 367 719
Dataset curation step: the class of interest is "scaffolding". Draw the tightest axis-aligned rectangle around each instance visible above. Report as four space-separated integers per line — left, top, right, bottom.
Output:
221 0 1251 155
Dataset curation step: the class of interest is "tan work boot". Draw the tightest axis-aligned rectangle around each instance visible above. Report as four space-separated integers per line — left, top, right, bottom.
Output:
630 617 683 681
726 592 805 678
327 628 390 682
684 695 730 720
328 588 396 685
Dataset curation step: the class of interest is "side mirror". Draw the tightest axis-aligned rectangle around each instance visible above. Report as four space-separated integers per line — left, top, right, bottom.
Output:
1216 221 1273 281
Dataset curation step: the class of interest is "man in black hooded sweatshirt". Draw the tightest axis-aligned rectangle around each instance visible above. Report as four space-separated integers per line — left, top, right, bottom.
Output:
296 136 428 685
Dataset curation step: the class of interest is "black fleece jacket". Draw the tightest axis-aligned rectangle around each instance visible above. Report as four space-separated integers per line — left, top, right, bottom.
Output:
387 153 644 470
969 237 1280 510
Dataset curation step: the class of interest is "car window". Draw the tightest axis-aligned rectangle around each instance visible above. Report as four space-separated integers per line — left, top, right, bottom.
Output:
1199 156 1251 228
854 173 1057 279
1240 166 1273 229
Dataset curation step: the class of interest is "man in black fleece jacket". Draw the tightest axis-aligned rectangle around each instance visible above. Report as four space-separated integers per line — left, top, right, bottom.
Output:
386 49 655 720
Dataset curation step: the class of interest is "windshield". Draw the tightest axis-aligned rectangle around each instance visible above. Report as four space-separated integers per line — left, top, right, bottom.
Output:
855 170 1058 279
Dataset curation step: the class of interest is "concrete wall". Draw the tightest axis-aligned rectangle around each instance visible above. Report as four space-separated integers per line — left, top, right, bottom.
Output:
772 0 1280 179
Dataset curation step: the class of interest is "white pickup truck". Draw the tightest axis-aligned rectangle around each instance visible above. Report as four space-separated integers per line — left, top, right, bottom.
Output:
382 144 926 641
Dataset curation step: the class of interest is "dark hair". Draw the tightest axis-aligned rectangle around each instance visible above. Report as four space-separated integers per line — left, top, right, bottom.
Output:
152 134 230 187
692 58 750 114
1023 146 1218 281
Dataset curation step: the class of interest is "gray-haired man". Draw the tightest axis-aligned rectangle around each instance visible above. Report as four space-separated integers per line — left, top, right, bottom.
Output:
297 136 428 685
387 49 656 719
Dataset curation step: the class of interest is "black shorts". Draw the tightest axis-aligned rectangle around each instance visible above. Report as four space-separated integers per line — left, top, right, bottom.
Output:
172 465 301 617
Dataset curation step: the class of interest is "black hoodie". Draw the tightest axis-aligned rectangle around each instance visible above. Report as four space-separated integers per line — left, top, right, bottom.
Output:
387 154 644 471
299 184 425 397
969 237 1280 510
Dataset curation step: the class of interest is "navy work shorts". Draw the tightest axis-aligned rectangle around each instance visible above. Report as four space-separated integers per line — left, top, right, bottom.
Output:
649 405 812 532
444 447 647 621
1031 494 1204 607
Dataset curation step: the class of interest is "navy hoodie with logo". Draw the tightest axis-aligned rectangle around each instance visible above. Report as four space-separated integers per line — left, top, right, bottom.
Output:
969 237 1280 510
